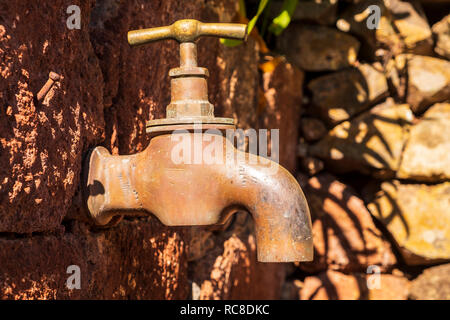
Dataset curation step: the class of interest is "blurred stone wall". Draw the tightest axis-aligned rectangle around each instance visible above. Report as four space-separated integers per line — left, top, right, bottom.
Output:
274 0 449 300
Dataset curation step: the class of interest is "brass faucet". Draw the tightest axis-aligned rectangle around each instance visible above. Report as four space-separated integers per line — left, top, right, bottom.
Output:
83 20 313 262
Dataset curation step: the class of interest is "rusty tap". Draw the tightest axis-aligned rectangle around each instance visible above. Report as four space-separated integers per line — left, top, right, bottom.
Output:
83 19 313 263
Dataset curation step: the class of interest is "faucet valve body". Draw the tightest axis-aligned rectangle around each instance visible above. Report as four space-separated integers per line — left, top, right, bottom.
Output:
84 19 313 263
129 20 247 134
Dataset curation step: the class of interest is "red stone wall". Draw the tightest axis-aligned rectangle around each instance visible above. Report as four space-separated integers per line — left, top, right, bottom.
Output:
0 0 295 299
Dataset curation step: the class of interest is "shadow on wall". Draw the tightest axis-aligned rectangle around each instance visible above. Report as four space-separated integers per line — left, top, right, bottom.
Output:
308 99 413 178
298 173 397 274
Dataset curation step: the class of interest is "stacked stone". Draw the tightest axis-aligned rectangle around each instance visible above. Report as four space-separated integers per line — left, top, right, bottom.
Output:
276 0 450 300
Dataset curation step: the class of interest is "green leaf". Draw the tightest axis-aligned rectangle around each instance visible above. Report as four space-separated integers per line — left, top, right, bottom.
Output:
219 38 243 47
221 0 271 47
248 0 270 33
268 0 298 36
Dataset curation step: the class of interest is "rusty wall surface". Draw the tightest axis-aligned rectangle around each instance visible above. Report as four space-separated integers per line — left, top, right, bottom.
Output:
0 0 291 299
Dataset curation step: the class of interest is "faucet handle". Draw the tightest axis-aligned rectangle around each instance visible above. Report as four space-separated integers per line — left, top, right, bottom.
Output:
128 19 247 46
128 19 245 130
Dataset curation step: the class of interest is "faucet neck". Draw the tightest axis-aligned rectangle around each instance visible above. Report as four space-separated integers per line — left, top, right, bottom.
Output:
127 19 247 134
180 42 198 68
146 41 235 135
166 42 214 119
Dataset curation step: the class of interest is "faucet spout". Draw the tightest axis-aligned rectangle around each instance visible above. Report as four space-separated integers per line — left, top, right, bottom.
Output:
230 160 313 262
84 132 313 262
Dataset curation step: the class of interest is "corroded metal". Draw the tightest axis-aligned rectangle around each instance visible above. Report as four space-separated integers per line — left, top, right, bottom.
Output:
127 19 248 46
84 19 313 263
36 71 60 101
129 20 247 131
85 133 313 262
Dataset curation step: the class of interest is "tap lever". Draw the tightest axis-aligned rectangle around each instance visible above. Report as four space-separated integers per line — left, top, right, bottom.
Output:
127 19 247 46
128 19 247 129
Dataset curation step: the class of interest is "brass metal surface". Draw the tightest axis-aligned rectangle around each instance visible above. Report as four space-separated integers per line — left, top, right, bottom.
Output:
85 133 313 262
128 19 247 130
128 19 247 46
83 19 313 262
